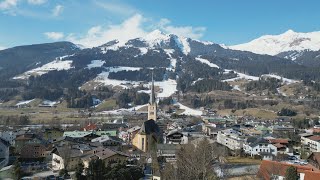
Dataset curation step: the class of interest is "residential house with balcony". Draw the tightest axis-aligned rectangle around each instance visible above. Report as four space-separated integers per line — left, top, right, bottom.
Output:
301 135 320 153
243 138 277 160
217 129 245 150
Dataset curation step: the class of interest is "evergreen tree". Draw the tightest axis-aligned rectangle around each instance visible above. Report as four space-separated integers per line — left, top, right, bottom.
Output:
285 166 299 180
75 162 85 180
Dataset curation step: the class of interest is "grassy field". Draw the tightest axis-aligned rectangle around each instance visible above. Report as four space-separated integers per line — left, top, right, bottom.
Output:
0 168 13 179
218 108 277 119
94 99 117 111
226 157 262 165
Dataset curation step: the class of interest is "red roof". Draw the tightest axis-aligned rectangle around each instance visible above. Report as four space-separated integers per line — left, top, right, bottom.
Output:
273 143 286 149
83 123 97 131
304 171 320 180
269 138 289 144
258 160 318 179
308 135 320 141
312 128 320 133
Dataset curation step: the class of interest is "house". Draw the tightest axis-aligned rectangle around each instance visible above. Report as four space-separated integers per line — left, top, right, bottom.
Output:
165 129 186 144
43 128 64 142
63 131 94 140
272 125 295 138
81 147 128 168
308 152 320 170
0 138 10 169
255 125 271 135
202 125 219 138
122 126 140 142
83 123 97 131
91 135 123 147
268 138 289 153
243 138 277 160
0 131 16 146
20 144 47 159
157 144 180 162
301 135 320 153
217 129 245 150
52 144 93 171
14 134 42 154
258 160 320 180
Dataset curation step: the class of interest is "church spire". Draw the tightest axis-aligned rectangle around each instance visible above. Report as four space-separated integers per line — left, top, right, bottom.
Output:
150 71 155 104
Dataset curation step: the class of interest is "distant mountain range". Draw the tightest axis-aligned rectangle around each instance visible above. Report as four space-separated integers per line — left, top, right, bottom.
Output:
1 29 320 87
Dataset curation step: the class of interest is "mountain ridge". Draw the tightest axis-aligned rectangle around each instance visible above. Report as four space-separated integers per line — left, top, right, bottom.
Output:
229 29 320 56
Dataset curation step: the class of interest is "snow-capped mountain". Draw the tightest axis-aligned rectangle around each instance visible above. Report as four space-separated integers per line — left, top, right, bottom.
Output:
99 30 203 55
229 30 320 56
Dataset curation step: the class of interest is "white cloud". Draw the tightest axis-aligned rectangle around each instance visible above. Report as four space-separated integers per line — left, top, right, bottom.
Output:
0 0 18 10
27 0 46 5
66 14 207 48
52 4 63 17
67 14 147 48
157 18 206 39
95 0 137 16
44 32 64 40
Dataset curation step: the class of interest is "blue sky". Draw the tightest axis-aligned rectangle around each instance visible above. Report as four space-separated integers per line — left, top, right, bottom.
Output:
0 0 319 49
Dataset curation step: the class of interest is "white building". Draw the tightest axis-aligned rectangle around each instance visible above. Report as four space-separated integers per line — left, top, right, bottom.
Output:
0 131 16 146
0 138 10 169
91 136 122 146
300 135 320 152
243 138 277 160
217 129 245 150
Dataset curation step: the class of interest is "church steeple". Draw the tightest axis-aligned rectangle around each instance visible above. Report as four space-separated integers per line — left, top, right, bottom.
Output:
148 71 157 120
150 71 155 105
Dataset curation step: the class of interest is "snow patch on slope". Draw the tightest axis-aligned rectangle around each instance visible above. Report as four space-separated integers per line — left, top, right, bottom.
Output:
223 69 259 82
176 102 202 116
100 104 148 115
261 74 299 84
164 49 177 71
13 60 73 80
222 70 299 84
139 47 148 55
87 60 105 69
92 66 177 98
16 99 35 106
195 56 219 68
153 79 177 98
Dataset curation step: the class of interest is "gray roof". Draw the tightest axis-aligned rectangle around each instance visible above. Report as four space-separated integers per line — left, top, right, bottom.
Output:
249 138 269 147
139 120 160 135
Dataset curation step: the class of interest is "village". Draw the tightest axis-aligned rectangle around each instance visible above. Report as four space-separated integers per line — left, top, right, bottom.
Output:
0 77 319 180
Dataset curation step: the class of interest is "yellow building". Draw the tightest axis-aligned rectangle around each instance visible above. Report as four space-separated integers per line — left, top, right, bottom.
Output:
132 120 160 152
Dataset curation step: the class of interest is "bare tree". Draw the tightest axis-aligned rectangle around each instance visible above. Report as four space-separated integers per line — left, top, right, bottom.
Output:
173 138 217 180
58 144 72 172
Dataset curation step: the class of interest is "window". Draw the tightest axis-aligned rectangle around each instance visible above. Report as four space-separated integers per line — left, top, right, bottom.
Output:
142 138 145 151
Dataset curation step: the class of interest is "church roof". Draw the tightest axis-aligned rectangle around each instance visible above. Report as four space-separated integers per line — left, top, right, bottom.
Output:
139 120 160 135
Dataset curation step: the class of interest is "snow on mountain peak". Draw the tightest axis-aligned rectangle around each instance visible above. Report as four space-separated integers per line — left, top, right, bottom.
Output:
283 29 295 35
143 29 170 46
229 29 320 55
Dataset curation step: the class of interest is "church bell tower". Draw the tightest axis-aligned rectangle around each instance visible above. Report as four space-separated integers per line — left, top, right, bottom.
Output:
148 72 157 120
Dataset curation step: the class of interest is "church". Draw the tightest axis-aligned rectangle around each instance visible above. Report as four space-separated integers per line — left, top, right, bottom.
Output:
132 74 161 152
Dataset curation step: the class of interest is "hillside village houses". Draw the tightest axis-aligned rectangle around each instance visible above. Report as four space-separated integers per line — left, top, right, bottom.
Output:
1 76 320 179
